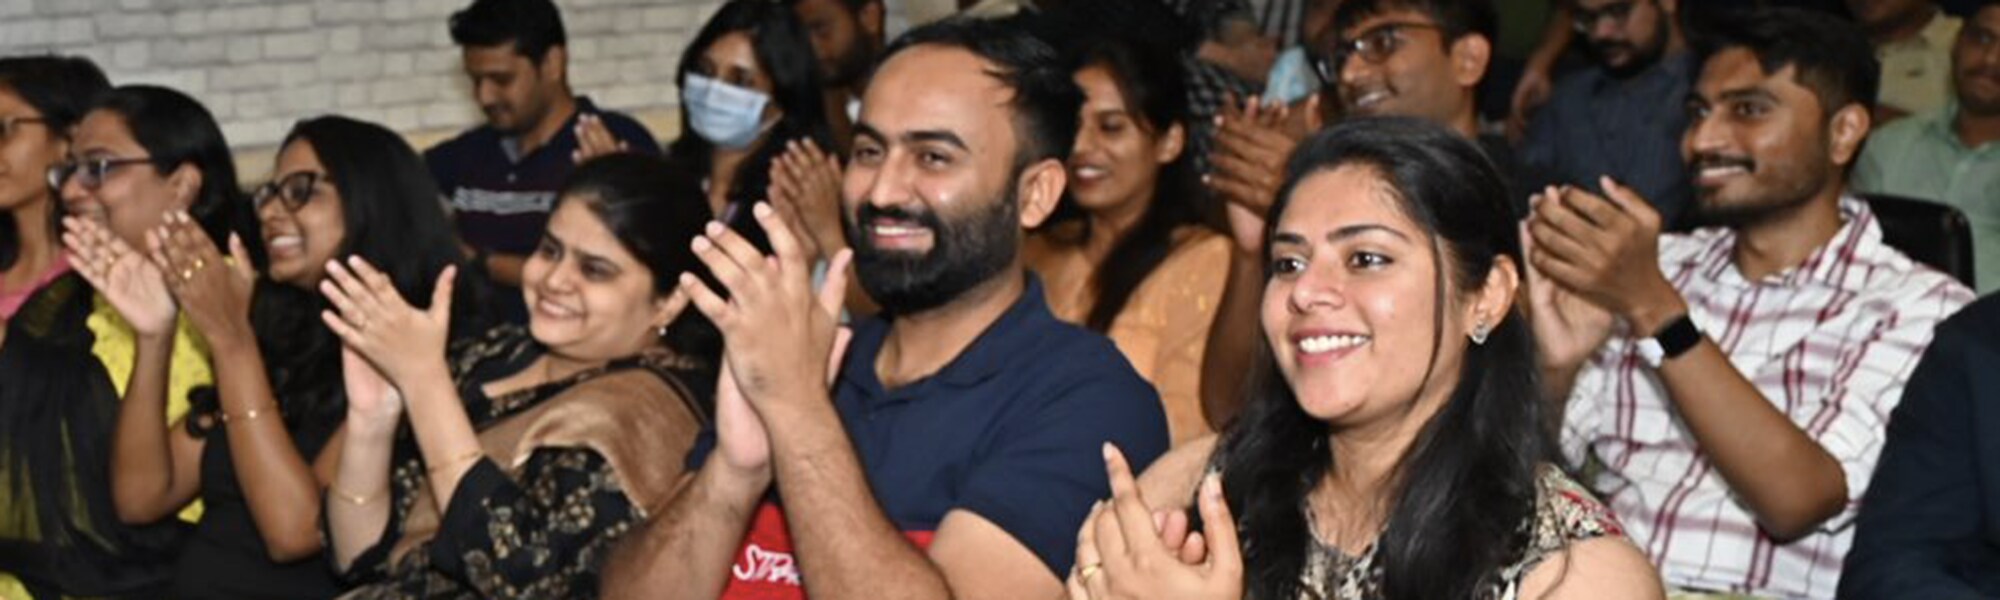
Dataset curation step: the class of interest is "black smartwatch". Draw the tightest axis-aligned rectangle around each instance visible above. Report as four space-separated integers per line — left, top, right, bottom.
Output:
1637 313 1701 368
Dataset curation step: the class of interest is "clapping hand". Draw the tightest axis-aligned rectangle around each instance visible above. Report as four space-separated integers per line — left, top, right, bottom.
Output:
319 258 455 387
1068 444 1243 600
148 211 256 350
64 215 177 338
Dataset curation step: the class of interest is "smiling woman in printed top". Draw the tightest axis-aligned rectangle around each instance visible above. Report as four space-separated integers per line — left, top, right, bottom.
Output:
322 153 720 599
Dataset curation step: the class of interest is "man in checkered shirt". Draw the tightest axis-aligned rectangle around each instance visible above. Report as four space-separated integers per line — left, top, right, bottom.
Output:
1523 7 1973 598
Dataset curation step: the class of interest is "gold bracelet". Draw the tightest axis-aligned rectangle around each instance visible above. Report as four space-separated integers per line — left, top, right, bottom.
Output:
426 449 486 476
329 485 380 506
219 403 279 424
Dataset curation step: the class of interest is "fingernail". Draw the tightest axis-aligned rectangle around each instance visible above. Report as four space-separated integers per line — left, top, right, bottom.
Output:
705 221 726 236
1202 473 1222 500
753 202 773 218
691 236 712 252
1101 442 1116 462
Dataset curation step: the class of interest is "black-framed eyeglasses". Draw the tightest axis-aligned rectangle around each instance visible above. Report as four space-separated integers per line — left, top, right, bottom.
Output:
1313 22 1444 83
253 171 327 212
47 157 154 191
0 116 47 141
1571 0 1639 34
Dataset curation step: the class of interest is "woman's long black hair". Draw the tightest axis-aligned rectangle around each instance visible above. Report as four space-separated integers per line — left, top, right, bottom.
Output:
0 55 109 273
190 115 474 436
1050 37 1225 332
1213 117 1552 599
665 0 833 249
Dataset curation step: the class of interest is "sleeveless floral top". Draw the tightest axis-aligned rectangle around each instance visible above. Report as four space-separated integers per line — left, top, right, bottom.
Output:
1295 466 1625 599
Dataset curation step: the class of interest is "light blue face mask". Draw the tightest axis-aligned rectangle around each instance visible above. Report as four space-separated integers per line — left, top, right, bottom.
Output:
683 73 772 150
1263 46 1318 106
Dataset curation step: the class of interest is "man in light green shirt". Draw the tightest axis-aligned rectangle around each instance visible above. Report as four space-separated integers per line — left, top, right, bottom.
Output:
1856 0 2000 293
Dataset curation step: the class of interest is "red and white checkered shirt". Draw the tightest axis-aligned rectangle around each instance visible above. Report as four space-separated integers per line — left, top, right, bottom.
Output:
1561 197 1974 598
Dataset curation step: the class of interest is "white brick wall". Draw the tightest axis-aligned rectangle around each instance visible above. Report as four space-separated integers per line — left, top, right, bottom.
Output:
0 0 738 163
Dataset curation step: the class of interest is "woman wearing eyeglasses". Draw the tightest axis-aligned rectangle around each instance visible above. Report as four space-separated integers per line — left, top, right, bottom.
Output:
65 112 480 598
0 58 196 600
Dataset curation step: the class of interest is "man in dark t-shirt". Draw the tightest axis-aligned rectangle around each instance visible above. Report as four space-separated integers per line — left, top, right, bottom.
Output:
429 0 660 320
603 18 1170 600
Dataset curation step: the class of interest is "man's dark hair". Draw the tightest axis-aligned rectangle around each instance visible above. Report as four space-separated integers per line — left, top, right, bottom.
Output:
449 0 568 63
1693 7 1879 114
882 17 1084 170
1331 0 1497 47
786 0 880 12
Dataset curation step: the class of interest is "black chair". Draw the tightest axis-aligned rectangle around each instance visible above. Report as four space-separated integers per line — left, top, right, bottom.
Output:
1862 193 1977 288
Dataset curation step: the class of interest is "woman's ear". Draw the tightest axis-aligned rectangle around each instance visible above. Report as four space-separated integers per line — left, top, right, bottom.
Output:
1468 254 1521 335
166 163 203 211
654 287 692 332
1155 121 1188 166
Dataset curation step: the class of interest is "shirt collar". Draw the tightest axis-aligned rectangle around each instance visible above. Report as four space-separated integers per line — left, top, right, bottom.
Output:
840 273 1052 396
1695 196 1883 291
497 96 597 162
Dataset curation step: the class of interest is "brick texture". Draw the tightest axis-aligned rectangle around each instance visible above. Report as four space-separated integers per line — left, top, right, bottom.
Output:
0 0 734 158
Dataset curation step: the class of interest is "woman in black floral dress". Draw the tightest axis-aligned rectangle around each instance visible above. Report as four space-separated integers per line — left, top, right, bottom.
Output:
320 154 720 599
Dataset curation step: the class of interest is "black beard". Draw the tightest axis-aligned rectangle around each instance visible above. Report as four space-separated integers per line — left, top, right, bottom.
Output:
844 187 1020 316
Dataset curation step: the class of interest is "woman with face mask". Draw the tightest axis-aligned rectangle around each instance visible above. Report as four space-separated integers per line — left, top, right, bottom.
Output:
322 153 721 598
0 58 191 600
664 0 834 252
1026 38 1233 445
65 114 482 598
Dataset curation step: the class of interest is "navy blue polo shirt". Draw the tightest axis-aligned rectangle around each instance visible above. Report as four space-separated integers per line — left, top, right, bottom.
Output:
424 96 660 257
688 275 1169 596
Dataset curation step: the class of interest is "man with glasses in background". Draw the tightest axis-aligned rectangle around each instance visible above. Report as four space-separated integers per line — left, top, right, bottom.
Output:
1523 0 1694 228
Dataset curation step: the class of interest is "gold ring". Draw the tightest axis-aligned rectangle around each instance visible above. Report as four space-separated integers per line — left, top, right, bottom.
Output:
1078 563 1102 580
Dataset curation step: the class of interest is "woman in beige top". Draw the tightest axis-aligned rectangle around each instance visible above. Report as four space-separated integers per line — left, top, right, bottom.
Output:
1026 38 1231 445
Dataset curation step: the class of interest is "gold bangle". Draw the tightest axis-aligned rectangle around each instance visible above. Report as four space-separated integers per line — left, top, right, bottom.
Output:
219 403 278 424
426 449 485 476
330 485 379 506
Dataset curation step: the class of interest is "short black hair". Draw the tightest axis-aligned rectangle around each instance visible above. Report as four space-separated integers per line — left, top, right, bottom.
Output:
786 0 880 12
881 17 1083 171
1694 7 1878 114
449 0 567 63
1331 0 1497 47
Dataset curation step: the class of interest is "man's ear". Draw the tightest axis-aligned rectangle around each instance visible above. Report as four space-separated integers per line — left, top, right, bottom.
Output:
166 163 202 211
540 45 569 85
1449 34 1494 89
1016 158 1066 229
1827 102 1871 168
1155 122 1187 165
861 0 888 43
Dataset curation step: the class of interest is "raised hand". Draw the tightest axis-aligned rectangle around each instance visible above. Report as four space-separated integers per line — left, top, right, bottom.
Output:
571 113 630 164
341 344 404 435
1522 213 1615 375
766 138 846 259
320 258 455 387
1069 444 1242 600
1207 94 1301 216
679 203 852 406
63 215 177 338
1525 178 1685 335
149 211 257 350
